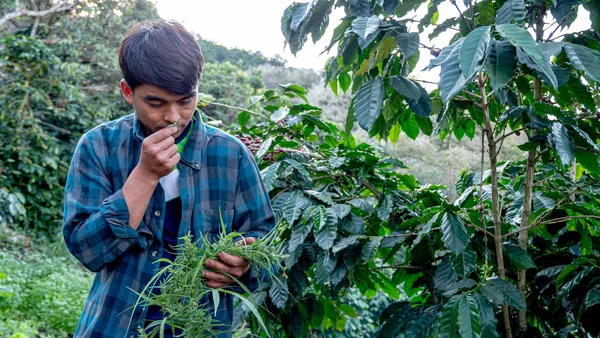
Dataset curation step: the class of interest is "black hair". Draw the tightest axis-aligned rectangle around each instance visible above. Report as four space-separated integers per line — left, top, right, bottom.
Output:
119 20 204 95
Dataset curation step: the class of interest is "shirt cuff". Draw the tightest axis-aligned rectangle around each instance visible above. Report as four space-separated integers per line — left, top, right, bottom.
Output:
100 189 138 239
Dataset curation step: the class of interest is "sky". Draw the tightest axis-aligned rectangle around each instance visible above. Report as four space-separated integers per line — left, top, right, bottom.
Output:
152 0 592 79
152 0 341 70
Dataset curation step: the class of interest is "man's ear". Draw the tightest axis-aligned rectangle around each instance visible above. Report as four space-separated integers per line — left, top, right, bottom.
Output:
120 80 134 104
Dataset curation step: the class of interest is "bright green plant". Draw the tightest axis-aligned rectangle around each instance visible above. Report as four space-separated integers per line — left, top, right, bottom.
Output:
0 250 92 336
134 229 286 338
277 0 600 336
202 85 444 336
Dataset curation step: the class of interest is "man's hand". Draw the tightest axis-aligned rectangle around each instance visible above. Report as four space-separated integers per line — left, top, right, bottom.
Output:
203 237 256 288
137 126 180 181
122 126 180 230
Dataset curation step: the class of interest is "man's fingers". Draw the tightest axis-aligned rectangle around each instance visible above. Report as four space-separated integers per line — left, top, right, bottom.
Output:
146 126 178 144
154 133 176 151
203 270 234 284
205 259 232 274
235 237 256 246
217 252 247 267
163 144 179 159
206 281 229 289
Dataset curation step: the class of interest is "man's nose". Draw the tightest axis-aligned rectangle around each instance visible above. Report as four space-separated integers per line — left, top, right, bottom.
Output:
164 105 180 124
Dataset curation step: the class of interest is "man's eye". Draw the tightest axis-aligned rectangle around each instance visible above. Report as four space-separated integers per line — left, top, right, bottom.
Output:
148 102 162 107
181 101 192 105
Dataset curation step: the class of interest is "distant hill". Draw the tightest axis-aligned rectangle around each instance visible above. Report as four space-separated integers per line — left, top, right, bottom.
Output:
197 38 287 68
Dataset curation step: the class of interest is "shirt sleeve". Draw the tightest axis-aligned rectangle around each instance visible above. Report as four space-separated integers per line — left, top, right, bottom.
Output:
231 147 276 292
62 133 152 272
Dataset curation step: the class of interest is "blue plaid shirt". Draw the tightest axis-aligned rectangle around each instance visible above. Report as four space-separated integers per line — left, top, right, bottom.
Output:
63 110 275 338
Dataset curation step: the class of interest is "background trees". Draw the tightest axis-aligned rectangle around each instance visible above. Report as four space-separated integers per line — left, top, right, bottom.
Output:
267 0 600 336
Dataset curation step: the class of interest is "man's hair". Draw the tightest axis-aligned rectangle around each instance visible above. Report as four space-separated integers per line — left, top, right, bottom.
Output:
119 20 204 95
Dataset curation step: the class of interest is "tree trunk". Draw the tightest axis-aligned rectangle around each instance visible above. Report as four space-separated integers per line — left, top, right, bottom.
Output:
479 73 512 337
517 6 546 333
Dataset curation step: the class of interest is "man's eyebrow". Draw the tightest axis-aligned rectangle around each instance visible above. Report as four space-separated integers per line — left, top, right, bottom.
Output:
179 92 195 100
144 95 165 102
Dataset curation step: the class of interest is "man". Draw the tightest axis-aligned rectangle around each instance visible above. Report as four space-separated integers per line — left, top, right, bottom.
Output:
63 20 274 337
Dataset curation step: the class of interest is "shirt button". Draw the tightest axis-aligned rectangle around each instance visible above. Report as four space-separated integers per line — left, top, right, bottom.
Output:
152 251 158 257
154 210 161 217
193 163 200 169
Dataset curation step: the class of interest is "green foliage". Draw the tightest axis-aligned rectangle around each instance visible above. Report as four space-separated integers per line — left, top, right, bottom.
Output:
279 0 600 336
0 0 160 236
136 231 286 337
0 250 93 337
200 62 265 123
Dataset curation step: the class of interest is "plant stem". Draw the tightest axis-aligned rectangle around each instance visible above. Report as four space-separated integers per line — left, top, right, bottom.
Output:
517 9 546 332
205 101 276 125
479 72 512 337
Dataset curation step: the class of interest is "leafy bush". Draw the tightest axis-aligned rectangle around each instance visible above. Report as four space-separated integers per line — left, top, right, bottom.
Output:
0 250 93 336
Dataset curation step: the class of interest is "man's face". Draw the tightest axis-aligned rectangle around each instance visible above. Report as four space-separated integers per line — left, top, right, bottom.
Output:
120 80 198 138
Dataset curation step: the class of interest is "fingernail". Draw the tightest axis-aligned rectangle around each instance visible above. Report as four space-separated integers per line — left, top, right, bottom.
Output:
172 126 178 133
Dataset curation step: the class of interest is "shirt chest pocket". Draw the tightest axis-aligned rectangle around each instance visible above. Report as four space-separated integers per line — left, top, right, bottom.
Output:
199 208 235 243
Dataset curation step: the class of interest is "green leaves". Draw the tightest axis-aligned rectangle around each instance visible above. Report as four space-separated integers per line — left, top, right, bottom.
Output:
390 76 420 100
459 26 491 80
504 243 537 270
458 294 482 338
441 211 469 255
474 294 499 338
395 32 419 59
585 286 600 308
281 0 335 55
495 0 526 25
551 122 574 168
316 251 336 285
480 278 526 311
484 39 517 92
283 191 311 225
563 43 600 83
315 208 338 250
351 16 381 49
452 245 477 278
390 76 432 117
353 77 384 131
439 295 460 338
439 39 471 103
269 279 289 309
496 24 558 89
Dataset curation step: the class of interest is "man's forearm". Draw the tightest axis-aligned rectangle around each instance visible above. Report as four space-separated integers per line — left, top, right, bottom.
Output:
122 166 160 230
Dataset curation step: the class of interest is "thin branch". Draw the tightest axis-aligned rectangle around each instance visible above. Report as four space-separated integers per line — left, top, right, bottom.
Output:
39 120 72 134
548 30 590 41
359 177 381 197
546 6 577 41
450 0 472 30
503 215 600 238
205 101 275 125
372 265 422 271
462 90 482 101
495 127 528 145
465 222 494 238
271 188 290 202
530 181 596 227
470 0 477 29
0 0 73 27
29 17 39 37
405 18 465 33
413 79 439 85
479 126 489 279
